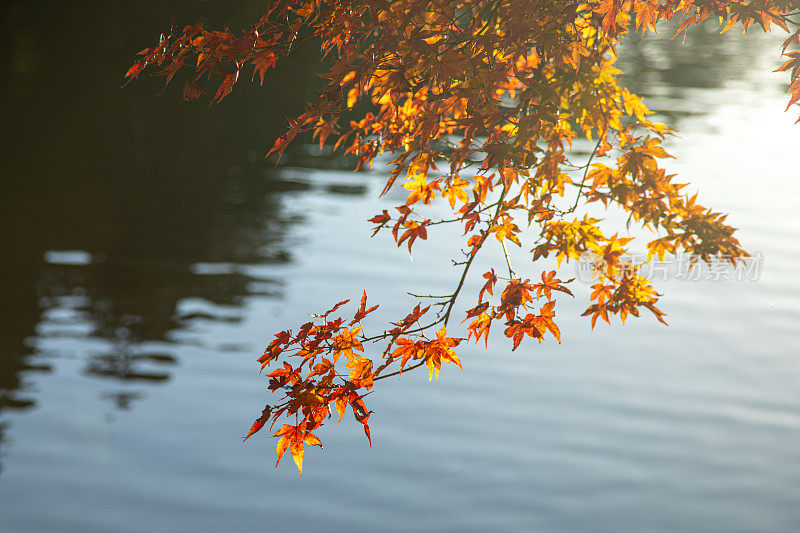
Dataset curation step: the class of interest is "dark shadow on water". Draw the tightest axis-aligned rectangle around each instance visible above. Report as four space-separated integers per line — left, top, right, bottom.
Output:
0 0 333 469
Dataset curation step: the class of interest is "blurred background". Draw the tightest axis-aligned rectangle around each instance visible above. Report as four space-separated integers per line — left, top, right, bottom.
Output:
1 2 799 532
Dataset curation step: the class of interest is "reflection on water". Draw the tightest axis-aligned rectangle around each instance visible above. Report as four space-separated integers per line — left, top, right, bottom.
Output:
1 5 799 532
619 21 789 125
0 1 326 439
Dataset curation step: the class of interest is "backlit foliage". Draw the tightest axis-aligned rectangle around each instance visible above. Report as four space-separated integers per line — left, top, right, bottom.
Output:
127 0 800 474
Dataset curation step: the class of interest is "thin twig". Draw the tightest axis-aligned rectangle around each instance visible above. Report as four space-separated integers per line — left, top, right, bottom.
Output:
500 238 514 277
372 183 509 382
567 136 603 213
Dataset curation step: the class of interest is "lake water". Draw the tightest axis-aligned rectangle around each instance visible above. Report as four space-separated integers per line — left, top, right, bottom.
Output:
1 3 799 532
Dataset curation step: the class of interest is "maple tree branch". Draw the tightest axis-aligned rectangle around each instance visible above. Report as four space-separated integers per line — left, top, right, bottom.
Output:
567 136 603 214
359 318 442 344
362 182 508 347
442 184 508 327
373 359 427 381
370 183 509 383
127 0 783 474
426 200 500 226
500 238 514 277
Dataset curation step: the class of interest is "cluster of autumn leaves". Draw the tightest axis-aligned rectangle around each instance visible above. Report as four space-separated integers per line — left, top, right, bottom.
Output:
242 267 573 473
127 0 800 472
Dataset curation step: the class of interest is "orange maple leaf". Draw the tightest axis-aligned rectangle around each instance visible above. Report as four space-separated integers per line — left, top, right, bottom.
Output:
274 423 323 475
